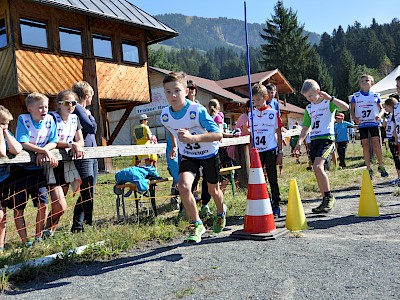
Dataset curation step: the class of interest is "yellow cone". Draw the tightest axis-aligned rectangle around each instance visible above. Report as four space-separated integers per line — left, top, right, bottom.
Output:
285 179 308 231
358 169 380 217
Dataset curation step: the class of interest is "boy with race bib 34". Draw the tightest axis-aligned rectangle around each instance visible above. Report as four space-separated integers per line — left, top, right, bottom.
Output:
250 83 284 217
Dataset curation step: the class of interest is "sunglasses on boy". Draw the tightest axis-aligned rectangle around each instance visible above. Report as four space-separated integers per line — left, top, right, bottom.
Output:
58 100 77 106
188 86 196 90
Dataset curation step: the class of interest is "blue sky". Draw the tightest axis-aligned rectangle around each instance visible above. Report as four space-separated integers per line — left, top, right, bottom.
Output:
131 0 399 35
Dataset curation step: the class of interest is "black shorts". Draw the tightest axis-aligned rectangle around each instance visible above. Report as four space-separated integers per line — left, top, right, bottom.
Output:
12 167 49 210
0 176 13 209
359 126 380 140
51 163 67 186
310 139 335 163
180 154 220 184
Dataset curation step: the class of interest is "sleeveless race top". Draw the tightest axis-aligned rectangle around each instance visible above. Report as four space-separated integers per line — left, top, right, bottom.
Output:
248 108 279 152
386 113 395 139
19 114 54 147
50 112 78 143
353 91 380 127
161 103 218 159
306 100 335 139
392 105 400 143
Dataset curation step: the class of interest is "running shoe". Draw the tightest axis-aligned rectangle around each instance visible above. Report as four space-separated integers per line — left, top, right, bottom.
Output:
312 196 335 213
186 222 206 243
378 165 389 177
213 204 227 233
390 178 400 185
368 168 373 179
199 204 213 219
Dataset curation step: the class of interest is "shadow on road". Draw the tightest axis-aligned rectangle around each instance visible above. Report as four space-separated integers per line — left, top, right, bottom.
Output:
6 235 236 295
306 212 400 229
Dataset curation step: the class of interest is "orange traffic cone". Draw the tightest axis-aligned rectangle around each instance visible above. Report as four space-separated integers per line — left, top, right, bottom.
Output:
358 169 380 217
231 148 288 240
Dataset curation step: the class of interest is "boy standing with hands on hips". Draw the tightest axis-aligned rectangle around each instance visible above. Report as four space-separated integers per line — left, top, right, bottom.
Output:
295 79 349 213
161 72 226 243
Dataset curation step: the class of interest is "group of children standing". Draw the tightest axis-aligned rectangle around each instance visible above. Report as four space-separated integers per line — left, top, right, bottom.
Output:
159 70 400 244
0 81 97 249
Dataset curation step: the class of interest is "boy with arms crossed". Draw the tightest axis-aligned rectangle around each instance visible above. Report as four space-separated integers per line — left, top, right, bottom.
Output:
250 83 283 217
295 79 349 213
161 72 226 243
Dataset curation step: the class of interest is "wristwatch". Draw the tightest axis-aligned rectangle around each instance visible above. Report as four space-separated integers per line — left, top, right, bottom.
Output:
67 140 73 148
278 150 283 154
330 96 335 101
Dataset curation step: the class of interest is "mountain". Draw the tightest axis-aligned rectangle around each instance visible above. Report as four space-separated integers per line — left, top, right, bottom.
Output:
154 13 320 51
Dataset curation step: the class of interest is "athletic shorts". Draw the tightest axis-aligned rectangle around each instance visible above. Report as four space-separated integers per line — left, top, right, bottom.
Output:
179 154 220 184
0 176 13 209
310 139 335 163
51 163 67 186
359 126 380 140
12 167 48 210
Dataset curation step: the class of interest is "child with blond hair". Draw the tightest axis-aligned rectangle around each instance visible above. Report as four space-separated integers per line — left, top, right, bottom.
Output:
295 79 349 213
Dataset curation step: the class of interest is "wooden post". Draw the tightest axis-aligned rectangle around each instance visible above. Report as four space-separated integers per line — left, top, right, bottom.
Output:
235 143 250 188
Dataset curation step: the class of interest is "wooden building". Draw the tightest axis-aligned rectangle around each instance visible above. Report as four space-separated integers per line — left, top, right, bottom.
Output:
0 0 178 144
217 70 304 128
108 66 249 144
108 67 303 145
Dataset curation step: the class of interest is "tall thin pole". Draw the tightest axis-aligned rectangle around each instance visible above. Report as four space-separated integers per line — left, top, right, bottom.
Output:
244 1 255 146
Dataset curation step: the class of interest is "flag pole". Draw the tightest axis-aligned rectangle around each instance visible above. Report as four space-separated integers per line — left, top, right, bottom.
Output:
244 1 255 146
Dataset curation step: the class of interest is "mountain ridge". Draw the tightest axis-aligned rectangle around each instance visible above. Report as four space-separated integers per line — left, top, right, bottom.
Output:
154 13 321 51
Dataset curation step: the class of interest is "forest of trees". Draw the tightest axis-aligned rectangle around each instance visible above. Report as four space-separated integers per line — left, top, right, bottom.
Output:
149 1 400 108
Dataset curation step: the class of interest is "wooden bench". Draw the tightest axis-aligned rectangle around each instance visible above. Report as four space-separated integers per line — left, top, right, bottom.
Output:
114 177 172 223
219 165 241 196
113 165 241 222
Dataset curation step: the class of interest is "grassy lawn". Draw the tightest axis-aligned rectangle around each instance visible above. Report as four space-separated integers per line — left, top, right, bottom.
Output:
0 141 397 282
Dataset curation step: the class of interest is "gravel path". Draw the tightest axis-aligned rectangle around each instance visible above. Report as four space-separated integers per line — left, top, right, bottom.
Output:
3 181 400 300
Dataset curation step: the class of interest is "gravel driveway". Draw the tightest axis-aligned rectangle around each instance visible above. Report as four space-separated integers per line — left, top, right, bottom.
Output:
3 181 400 300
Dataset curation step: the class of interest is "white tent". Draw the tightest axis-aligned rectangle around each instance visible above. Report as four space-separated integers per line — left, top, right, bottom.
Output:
370 65 400 97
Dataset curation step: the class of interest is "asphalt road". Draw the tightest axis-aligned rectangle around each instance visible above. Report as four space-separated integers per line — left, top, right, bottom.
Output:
3 181 400 300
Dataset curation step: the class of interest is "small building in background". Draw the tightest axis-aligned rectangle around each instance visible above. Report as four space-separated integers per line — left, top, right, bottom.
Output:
108 66 248 144
108 67 304 144
217 70 304 129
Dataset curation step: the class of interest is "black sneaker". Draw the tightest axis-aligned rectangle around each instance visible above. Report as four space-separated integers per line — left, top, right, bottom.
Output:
378 165 389 177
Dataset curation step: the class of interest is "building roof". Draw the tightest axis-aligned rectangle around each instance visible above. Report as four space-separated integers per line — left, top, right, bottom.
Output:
278 101 304 114
217 69 295 95
150 67 303 114
150 67 248 104
31 0 178 44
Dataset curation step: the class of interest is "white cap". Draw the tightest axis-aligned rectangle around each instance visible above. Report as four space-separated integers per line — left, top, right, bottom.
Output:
139 114 149 120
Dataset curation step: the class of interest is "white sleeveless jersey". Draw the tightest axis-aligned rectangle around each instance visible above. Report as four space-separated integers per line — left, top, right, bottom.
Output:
161 103 219 159
50 112 78 143
19 114 54 147
353 92 380 127
386 113 394 139
306 100 335 139
248 108 278 152
392 105 400 143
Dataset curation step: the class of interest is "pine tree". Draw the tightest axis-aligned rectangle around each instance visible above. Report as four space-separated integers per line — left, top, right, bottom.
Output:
259 1 311 105
334 49 357 99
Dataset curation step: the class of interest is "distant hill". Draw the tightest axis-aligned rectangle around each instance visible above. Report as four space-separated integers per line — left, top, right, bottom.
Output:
154 13 320 51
